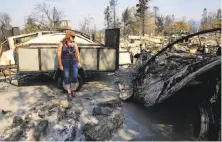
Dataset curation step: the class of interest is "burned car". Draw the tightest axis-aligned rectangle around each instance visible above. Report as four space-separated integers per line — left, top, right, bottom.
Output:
123 28 221 141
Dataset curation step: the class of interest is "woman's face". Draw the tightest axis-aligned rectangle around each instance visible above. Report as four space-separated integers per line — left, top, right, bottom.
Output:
70 35 75 41
66 31 75 41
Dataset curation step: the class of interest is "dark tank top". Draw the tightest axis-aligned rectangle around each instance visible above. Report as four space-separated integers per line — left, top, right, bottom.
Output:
61 40 76 60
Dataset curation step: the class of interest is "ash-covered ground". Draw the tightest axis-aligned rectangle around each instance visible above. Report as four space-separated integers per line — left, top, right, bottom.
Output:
0 67 199 141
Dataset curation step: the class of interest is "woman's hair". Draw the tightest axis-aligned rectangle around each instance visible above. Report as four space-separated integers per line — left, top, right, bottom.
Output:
62 30 76 47
65 30 75 41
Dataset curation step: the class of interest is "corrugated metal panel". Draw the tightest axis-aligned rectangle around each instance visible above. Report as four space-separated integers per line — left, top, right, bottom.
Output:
99 49 116 70
18 48 39 71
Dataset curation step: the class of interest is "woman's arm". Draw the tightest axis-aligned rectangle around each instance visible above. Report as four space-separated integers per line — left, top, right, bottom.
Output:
74 43 81 67
57 42 63 70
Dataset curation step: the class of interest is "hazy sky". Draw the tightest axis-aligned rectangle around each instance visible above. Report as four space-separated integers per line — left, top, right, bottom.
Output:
0 0 221 30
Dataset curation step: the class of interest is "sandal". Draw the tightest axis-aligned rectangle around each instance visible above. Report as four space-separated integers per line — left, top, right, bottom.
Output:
71 91 76 98
67 93 72 101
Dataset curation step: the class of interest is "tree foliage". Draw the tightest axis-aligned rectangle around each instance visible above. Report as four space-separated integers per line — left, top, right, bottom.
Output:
165 22 190 35
216 9 221 21
127 7 142 35
136 0 150 36
156 15 164 33
109 0 119 28
0 13 11 28
200 24 211 30
79 15 94 35
0 13 11 42
200 8 221 30
22 16 40 34
120 6 156 36
122 7 132 35
201 8 208 26
104 0 121 28
23 3 65 33
153 6 159 24
104 6 112 29
33 3 64 28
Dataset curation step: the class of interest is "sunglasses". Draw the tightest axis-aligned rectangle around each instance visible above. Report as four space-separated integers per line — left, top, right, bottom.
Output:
71 35 75 39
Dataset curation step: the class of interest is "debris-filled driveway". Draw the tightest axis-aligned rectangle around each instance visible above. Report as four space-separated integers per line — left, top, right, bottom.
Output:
0 67 202 141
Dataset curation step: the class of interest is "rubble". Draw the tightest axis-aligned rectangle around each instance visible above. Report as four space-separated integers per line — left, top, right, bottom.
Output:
57 107 67 122
4 113 32 141
92 107 102 116
60 100 71 109
4 129 24 141
84 111 124 141
97 98 122 108
100 107 113 116
32 120 49 141
12 116 23 126
92 107 114 116
37 104 56 118
0 28 220 141
51 99 60 106
124 28 221 107
119 83 133 100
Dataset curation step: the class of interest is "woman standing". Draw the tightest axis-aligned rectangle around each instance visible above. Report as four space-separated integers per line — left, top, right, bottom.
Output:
57 30 81 101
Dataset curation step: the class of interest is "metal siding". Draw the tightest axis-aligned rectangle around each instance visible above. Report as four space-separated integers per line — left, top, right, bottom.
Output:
104 28 120 70
80 49 97 70
18 48 39 71
41 48 58 71
99 49 116 70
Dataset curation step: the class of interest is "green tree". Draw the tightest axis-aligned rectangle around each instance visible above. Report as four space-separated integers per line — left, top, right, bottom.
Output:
201 8 208 26
168 22 190 34
109 0 118 28
136 0 150 36
153 6 159 25
200 23 211 30
128 7 141 35
216 9 221 21
156 15 164 33
104 6 112 29
122 7 132 35
22 16 40 34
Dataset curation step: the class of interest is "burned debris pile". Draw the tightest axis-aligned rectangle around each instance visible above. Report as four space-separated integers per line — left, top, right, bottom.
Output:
0 90 125 141
83 98 124 141
121 28 221 108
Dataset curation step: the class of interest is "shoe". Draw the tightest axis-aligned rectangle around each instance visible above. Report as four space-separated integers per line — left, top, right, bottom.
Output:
67 93 72 101
71 91 75 98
